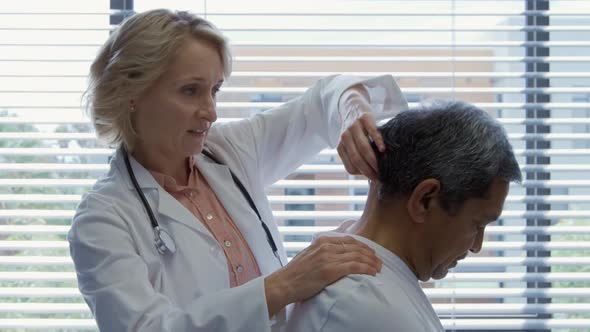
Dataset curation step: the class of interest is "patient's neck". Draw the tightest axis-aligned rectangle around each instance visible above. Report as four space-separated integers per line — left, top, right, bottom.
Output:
354 187 418 276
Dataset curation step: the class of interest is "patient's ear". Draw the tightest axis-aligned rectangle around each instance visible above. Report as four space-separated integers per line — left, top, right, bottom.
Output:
406 179 440 224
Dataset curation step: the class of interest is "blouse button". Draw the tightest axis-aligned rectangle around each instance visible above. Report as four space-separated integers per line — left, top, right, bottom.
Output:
206 213 213 220
236 265 244 273
224 240 232 248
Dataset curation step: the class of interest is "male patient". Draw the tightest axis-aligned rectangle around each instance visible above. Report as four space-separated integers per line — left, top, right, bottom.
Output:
285 100 522 332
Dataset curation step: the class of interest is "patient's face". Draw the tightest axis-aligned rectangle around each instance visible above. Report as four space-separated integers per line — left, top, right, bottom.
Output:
423 178 509 281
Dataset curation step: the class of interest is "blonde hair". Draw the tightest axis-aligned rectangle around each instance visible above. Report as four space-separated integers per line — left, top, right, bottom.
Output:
84 9 232 151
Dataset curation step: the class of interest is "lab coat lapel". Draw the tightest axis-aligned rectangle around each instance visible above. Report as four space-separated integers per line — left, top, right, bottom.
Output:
117 150 215 240
156 188 214 239
196 155 276 271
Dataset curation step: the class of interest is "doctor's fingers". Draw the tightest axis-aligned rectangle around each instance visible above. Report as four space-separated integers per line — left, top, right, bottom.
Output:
331 250 385 275
356 111 385 153
338 124 379 180
313 237 382 269
336 144 358 176
314 235 375 250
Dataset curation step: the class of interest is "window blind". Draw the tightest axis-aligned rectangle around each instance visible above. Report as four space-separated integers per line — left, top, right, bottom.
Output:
1 0 589 330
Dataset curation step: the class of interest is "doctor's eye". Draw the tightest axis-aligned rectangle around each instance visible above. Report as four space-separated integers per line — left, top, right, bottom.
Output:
212 86 221 97
181 85 198 96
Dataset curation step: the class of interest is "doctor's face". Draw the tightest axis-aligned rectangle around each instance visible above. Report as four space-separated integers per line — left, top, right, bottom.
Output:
421 178 509 281
133 37 224 160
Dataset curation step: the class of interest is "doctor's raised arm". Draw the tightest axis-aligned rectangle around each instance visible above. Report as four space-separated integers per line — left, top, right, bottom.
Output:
68 9 408 332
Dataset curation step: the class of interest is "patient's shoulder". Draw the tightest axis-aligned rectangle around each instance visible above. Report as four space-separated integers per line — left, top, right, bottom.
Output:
287 274 428 332
287 275 392 332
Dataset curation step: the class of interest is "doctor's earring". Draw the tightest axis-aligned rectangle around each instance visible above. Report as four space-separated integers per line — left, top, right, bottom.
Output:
129 101 137 113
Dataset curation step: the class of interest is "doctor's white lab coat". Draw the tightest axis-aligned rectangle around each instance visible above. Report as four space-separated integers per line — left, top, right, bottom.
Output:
68 75 407 332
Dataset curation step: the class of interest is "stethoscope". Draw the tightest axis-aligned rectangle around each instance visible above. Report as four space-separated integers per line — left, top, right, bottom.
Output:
121 147 283 266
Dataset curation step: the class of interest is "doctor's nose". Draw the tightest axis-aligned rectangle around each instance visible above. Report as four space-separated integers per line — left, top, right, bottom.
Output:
199 96 218 123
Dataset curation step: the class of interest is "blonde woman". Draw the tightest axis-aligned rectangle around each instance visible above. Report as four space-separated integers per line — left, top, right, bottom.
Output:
68 9 408 332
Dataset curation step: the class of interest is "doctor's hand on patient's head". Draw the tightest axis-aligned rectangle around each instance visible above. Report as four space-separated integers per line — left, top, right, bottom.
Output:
337 88 385 181
263 236 382 316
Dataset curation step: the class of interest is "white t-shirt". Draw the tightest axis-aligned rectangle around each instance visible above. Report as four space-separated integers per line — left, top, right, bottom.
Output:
285 220 445 332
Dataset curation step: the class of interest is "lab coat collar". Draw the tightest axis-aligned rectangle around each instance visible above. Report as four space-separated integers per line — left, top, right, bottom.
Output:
112 148 214 239
113 148 160 191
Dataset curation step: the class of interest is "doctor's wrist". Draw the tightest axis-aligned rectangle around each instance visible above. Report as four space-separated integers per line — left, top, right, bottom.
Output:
263 271 292 318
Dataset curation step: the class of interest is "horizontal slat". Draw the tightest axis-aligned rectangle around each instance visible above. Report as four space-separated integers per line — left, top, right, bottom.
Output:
241 41 590 47
2 70 590 78
517 180 590 188
3 117 590 126
443 272 590 282
284 240 590 251
0 27 111 32
0 179 95 187
2 179 590 189
172 26 590 33
281 179 590 189
0 117 90 124
0 256 72 266
0 302 587 316
14 26 589 33
0 303 88 314
0 318 574 331
2 163 590 173
234 55 590 62
0 133 96 140
457 257 590 267
1 25 589 34
2 271 590 283
1 102 590 113
0 163 109 171
3 147 590 158
0 225 588 237
294 164 590 173
3 255 588 268
425 288 590 299
231 71 590 79
0 225 71 235
433 303 590 315
0 272 75 282
0 148 112 156
4 87 590 94
440 319 590 330
276 210 590 220
269 194 590 204
5 55 590 64
0 241 68 250
0 194 81 203
4 194 590 204
0 319 95 330
0 287 80 298
6 41 586 47
3 132 590 142
0 10 588 16
279 226 590 236
0 209 589 220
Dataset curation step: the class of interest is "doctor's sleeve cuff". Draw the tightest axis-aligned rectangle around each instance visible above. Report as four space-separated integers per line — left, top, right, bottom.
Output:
322 74 408 148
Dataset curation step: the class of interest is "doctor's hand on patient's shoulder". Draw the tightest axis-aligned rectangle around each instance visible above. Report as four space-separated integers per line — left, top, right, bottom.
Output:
337 85 385 181
263 235 382 317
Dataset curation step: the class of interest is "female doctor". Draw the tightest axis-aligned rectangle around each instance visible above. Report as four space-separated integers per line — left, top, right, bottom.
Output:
68 8 407 332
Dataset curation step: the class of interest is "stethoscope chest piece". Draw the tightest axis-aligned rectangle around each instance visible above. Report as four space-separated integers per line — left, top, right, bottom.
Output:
154 226 177 255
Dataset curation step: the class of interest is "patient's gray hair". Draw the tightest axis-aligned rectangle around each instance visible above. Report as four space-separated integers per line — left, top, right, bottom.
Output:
377 100 521 214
